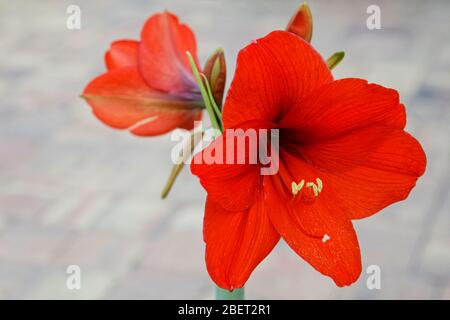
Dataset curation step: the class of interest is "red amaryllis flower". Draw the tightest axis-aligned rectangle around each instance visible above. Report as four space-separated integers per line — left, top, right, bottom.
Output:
82 12 203 136
191 31 426 289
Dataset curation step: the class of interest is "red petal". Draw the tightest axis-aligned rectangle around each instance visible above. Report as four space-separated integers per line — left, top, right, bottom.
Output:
288 125 397 173
191 131 262 211
139 12 199 93
105 40 139 70
327 130 426 219
130 108 202 136
222 31 332 129
83 67 202 136
279 78 406 141
204 196 280 290
265 174 362 287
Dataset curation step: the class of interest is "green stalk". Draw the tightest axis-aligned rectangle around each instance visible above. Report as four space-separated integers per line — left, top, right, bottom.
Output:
186 52 222 132
187 51 244 300
216 287 245 300
201 74 223 131
160 130 203 199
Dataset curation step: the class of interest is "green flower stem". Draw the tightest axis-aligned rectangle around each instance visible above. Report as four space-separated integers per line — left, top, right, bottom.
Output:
201 74 223 131
187 51 244 300
160 162 185 199
187 51 223 132
160 130 203 199
216 287 245 300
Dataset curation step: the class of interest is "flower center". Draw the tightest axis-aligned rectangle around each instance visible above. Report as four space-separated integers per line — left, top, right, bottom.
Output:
275 165 330 243
290 177 330 243
291 178 323 198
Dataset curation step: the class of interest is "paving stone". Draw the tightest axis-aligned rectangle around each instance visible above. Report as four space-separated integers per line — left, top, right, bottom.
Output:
418 189 450 281
54 231 146 277
0 225 68 265
105 268 209 299
139 230 205 274
0 261 48 299
43 195 83 226
94 194 168 235
23 267 114 299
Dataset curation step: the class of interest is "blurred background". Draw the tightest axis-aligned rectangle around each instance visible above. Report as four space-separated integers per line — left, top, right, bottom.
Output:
0 0 449 299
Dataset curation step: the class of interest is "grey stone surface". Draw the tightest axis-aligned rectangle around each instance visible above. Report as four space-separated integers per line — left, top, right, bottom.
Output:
0 0 449 299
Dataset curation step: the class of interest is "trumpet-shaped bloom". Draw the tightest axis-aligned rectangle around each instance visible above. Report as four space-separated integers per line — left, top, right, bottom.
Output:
191 31 426 289
82 12 203 136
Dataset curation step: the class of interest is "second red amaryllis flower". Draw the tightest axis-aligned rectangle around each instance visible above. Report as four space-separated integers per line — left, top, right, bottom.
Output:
191 31 426 289
82 12 203 136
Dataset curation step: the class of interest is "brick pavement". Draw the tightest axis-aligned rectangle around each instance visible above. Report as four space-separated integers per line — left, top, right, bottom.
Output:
0 0 449 299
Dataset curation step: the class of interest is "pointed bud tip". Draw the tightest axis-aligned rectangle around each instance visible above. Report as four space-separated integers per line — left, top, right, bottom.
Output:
286 1 313 42
300 1 311 11
214 47 224 55
326 51 346 70
203 48 227 108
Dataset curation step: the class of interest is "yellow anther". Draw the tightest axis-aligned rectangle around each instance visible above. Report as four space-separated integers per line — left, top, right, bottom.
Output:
292 178 323 197
291 179 305 195
316 178 323 192
291 182 297 195
306 182 319 197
